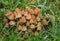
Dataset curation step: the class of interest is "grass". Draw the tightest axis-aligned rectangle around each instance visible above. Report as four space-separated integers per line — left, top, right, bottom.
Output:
0 0 60 41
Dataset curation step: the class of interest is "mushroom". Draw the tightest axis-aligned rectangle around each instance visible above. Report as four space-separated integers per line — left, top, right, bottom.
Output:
25 7 34 14
37 13 42 18
36 17 40 22
6 12 15 20
8 14 15 20
15 8 21 13
34 31 38 36
5 12 12 16
26 14 31 20
37 22 41 30
9 21 16 26
22 26 27 31
24 11 28 17
25 7 31 13
27 29 32 33
18 25 23 31
19 16 26 23
26 21 30 26
31 15 35 20
29 19 34 24
14 11 22 19
21 10 25 15
42 19 48 25
15 8 22 19
30 24 35 29
34 8 41 15
29 9 34 15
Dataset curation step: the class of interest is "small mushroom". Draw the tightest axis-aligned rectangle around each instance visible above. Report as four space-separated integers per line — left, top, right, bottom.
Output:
8 14 15 20
34 20 38 25
25 7 31 13
5 12 12 16
31 15 35 20
36 8 41 13
18 25 23 31
34 31 38 36
42 19 48 25
36 17 40 22
24 12 28 16
21 10 25 15
29 19 34 24
25 31 29 36
9 21 16 26
26 14 31 20
14 11 22 19
37 22 41 30
25 7 34 14
19 16 26 23
29 9 34 15
6 12 15 20
27 29 32 33
22 26 27 31
15 8 21 13
26 21 30 26
34 8 41 15
30 24 35 29
34 9 38 15
37 13 42 18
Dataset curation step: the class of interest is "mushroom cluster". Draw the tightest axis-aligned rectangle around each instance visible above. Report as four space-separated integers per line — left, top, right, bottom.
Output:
4 7 55 36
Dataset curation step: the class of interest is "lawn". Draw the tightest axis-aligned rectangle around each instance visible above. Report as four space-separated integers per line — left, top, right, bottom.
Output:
0 0 60 41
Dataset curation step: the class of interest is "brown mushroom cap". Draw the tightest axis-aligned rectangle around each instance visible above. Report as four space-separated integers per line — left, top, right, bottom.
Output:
31 15 36 20
34 8 41 15
25 7 31 13
26 14 31 20
22 26 27 31
14 8 22 19
18 25 23 31
37 22 41 30
34 31 38 36
27 29 32 33
30 24 35 29
8 14 15 20
9 21 15 26
42 19 48 25
37 13 42 18
21 10 25 15
5 12 13 16
19 16 26 23
14 12 22 19
29 19 34 24
26 21 30 26
29 9 34 15
36 17 41 22
15 8 21 13
24 12 28 16
6 12 15 20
